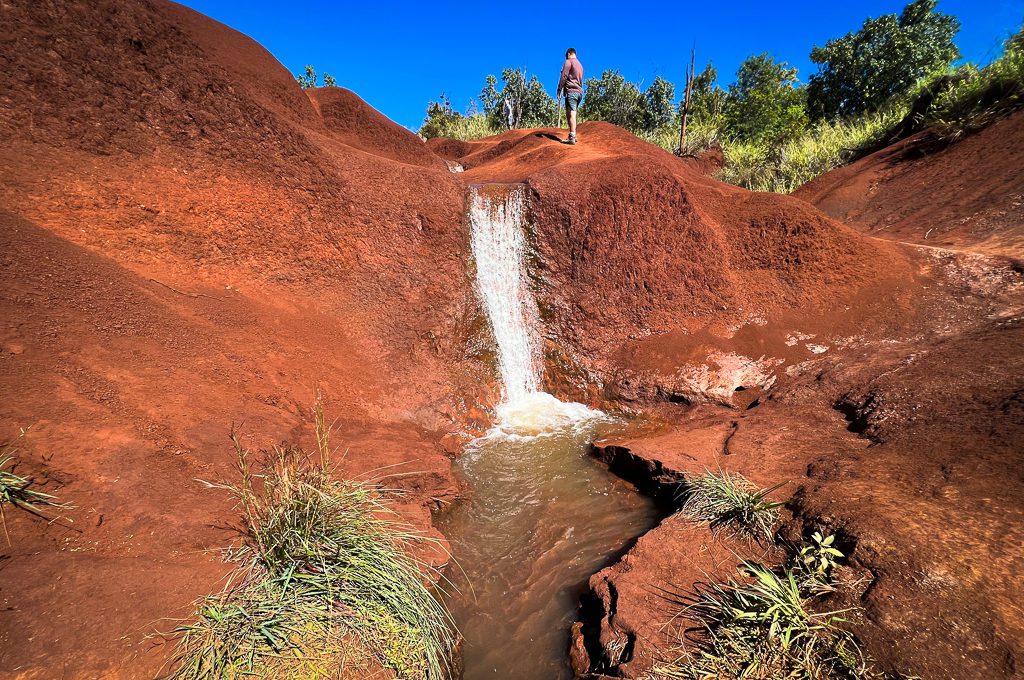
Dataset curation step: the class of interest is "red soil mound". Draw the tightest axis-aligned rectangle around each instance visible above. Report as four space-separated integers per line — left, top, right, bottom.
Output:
425 136 476 160
309 87 447 169
456 122 912 397
0 2 483 677
796 111 1024 257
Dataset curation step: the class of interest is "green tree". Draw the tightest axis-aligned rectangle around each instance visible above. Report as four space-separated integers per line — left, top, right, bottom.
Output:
580 69 643 129
640 76 676 133
689 63 726 125
323 73 337 87
723 53 807 144
479 68 557 129
420 93 462 139
807 0 960 120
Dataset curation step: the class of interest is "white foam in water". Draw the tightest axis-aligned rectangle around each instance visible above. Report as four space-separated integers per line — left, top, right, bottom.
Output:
469 185 603 437
493 391 604 438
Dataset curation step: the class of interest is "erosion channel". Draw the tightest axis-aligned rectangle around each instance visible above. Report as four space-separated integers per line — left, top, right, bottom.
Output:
438 185 660 679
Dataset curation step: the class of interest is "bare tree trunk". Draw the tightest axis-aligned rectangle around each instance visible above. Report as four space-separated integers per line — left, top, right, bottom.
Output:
678 45 696 155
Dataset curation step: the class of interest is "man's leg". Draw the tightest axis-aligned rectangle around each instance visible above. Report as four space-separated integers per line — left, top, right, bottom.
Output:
568 107 577 137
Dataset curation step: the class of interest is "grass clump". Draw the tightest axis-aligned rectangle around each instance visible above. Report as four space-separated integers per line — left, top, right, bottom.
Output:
927 29 1024 140
680 469 785 542
651 562 891 680
0 429 72 544
421 112 499 141
169 408 457 679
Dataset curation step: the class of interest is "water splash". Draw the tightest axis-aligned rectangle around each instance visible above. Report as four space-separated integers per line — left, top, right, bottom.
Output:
468 184 602 436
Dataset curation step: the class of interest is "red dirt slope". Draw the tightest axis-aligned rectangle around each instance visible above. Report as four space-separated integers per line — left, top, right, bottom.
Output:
0 1 486 677
796 111 1024 257
309 87 448 169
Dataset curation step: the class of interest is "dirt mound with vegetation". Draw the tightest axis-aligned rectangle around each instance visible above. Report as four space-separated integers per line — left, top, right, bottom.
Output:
448 122 912 395
795 110 1024 257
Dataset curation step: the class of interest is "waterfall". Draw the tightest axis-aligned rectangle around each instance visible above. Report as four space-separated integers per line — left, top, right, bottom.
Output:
468 184 601 435
469 185 541 403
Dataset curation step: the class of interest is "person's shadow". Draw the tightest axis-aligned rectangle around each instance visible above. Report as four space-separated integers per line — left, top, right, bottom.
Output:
534 132 562 142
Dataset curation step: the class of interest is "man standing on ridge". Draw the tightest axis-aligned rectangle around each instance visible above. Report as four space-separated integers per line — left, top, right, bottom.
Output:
556 48 584 145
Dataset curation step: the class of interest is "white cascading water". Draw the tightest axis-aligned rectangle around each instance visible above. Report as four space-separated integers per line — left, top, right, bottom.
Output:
468 185 601 436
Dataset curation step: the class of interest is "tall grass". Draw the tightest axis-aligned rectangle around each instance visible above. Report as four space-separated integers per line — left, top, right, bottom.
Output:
0 429 72 544
424 114 500 141
927 30 1024 140
641 120 722 157
169 409 457 679
650 562 885 680
717 106 907 193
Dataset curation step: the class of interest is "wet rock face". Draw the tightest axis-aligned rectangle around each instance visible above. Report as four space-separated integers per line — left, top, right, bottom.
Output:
493 128 896 404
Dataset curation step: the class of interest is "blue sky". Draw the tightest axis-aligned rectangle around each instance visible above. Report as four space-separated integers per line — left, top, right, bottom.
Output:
177 0 1023 130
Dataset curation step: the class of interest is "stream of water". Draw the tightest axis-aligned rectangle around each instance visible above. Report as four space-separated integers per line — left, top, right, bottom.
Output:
439 185 659 679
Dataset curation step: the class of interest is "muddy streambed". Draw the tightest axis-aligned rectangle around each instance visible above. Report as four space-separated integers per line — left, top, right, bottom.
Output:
438 416 659 679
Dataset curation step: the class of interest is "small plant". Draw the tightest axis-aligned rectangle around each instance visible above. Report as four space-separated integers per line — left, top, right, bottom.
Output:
168 406 457 679
797 531 845 589
0 430 72 544
651 562 882 679
680 469 785 541
295 65 337 89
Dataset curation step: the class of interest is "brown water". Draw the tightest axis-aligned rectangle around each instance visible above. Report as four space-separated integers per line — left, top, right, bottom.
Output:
438 416 660 679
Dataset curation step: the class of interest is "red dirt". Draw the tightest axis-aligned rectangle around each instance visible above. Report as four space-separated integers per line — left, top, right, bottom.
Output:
2 2 1022 679
795 111 1024 257
0 2 486 677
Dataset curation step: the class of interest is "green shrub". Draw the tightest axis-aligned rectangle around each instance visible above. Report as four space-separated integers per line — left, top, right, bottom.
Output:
794 531 846 596
420 93 499 140
295 65 337 89
716 104 907 193
169 411 456 679
679 470 785 541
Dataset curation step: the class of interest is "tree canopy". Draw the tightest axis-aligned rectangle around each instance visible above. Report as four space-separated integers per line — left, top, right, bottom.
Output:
479 69 558 130
723 54 807 144
806 0 960 120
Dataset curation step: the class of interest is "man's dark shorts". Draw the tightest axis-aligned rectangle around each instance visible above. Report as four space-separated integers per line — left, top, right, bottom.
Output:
565 91 583 112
